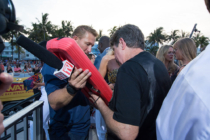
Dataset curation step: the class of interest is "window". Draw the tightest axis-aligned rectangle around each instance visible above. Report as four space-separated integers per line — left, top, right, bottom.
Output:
26 54 29 57
5 52 9 55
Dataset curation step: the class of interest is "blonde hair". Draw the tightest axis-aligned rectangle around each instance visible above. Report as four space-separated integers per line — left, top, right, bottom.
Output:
156 45 177 73
87 54 95 60
106 48 114 55
72 25 98 38
174 38 197 62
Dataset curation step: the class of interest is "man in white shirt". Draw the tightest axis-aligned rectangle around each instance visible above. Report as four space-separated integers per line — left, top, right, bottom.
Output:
156 1 210 139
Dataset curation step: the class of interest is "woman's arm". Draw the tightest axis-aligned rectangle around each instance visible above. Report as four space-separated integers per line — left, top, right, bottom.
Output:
99 55 112 78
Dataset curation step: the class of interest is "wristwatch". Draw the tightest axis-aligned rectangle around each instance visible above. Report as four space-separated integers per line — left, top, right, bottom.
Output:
66 84 78 95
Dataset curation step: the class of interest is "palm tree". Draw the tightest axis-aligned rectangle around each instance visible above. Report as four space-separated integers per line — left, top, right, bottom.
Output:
147 46 159 56
192 33 210 51
96 30 102 41
144 40 159 56
167 30 180 45
28 23 42 43
1 19 26 60
50 20 74 39
61 20 74 37
35 13 53 40
108 26 120 37
192 33 201 47
147 27 167 47
199 36 210 51
180 30 190 38
51 25 63 38
28 13 55 43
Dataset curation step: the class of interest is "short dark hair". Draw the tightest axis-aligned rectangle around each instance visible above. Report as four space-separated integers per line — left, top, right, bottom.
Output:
72 25 98 38
205 0 210 13
98 36 110 53
110 24 145 50
87 54 95 60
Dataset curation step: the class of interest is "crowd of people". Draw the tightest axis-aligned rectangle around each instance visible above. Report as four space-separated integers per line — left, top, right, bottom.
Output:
0 60 43 74
0 0 209 140
38 24 207 140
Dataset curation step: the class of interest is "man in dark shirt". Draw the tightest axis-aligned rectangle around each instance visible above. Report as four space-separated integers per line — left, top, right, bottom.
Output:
42 25 98 140
90 24 171 140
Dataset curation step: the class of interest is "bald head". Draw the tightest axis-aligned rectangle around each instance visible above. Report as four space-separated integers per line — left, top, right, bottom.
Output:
98 36 110 53
205 0 210 13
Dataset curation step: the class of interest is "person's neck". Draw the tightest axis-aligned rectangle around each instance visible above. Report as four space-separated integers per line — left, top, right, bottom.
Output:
165 60 169 69
182 58 190 66
127 48 143 60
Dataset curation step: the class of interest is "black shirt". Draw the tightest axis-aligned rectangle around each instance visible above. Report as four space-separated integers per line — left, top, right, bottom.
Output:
7 68 13 73
108 51 171 140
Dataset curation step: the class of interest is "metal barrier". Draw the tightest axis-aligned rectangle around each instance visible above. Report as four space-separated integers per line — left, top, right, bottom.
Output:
2 101 44 140
2 92 41 115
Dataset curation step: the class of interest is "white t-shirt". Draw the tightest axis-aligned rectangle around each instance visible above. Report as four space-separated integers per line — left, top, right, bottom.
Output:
156 44 210 140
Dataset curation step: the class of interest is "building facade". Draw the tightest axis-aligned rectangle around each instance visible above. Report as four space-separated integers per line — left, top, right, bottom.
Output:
0 42 38 60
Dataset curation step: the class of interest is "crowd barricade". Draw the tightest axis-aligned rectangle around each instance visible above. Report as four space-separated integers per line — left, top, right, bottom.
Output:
2 101 44 140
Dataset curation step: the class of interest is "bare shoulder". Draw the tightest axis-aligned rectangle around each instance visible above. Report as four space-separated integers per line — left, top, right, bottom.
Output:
108 58 118 66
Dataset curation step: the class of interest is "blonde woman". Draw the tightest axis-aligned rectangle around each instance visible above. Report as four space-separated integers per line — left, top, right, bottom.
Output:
99 49 120 90
173 38 197 75
156 45 179 80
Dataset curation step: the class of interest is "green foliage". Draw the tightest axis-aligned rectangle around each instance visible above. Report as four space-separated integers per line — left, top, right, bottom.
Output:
147 27 167 47
28 13 53 42
1 19 26 60
28 13 74 42
145 45 159 56
198 35 210 50
167 30 180 45
108 26 120 37
192 33 210 51
180 30 190 38
96 30 102 41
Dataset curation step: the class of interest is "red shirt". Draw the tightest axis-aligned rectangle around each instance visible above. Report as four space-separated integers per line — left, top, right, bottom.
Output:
14 67 21 72
0 64 4 72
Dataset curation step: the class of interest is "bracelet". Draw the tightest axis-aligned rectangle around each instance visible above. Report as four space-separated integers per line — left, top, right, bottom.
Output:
66 84 78 95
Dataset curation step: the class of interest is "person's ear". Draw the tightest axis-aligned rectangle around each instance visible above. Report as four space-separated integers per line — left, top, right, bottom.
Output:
72 35 78 41
119 38 126 50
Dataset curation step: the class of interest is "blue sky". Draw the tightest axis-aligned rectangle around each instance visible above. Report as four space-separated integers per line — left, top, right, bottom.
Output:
13 0 210 38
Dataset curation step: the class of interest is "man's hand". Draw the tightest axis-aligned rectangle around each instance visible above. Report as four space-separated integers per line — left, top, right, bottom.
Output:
68 68 91 89
89 92 105 109
89 92 139 140
0 72 13 96
0 100 4 135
